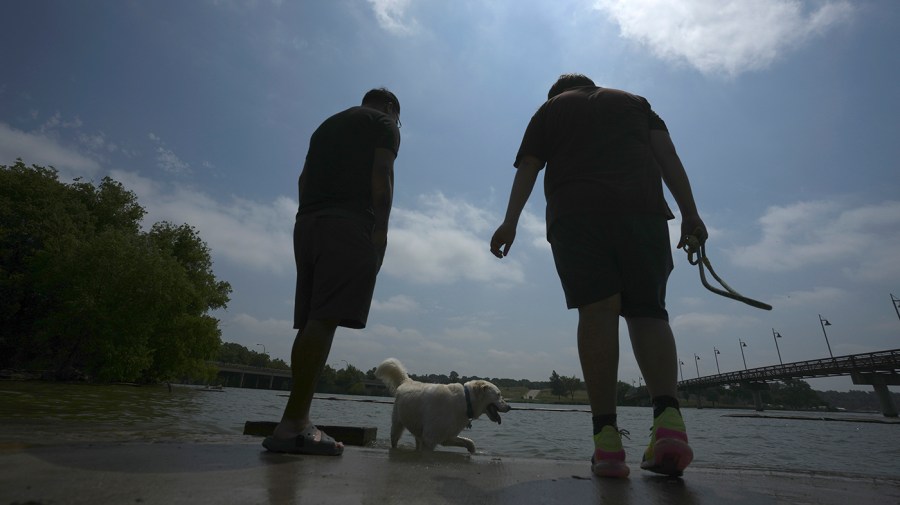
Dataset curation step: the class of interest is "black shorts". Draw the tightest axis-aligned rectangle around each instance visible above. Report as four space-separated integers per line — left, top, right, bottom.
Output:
548 213 673 320
293 213 379 330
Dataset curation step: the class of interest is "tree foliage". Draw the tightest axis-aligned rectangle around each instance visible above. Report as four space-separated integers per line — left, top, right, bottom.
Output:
549 370 566 399
0 160 232 382
561 375 583 400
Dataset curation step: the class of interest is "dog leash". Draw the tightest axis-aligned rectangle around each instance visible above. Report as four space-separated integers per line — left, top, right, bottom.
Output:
683 234 772 311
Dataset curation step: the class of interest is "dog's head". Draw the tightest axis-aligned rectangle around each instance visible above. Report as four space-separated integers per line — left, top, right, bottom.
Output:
466 380 511 424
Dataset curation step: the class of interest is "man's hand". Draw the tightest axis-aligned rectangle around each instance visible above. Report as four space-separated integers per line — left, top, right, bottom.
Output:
677 214 707 250
490 222 517 258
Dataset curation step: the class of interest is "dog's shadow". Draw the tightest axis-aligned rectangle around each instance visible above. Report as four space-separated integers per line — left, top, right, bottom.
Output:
386 446 478 465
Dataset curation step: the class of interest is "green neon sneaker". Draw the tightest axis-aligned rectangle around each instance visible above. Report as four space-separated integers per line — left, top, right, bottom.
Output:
640 407 693 476
591 425 630 478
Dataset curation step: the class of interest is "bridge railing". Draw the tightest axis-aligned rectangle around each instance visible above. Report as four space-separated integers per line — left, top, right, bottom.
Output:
679 348 900 388
210 361 293 376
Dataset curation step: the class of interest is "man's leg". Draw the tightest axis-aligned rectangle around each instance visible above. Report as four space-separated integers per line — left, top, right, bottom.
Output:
579 294 631 478
625 317 678 399
577 294 622 416
626 316 692 475
272 318 339 442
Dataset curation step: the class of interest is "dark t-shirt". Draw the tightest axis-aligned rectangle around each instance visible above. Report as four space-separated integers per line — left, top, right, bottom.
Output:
298 106 400 224
515 86 673 229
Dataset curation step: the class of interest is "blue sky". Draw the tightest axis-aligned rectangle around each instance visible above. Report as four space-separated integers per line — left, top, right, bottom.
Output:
3 0 899 392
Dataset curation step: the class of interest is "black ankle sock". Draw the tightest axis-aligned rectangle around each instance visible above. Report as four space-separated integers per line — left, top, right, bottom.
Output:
652 395 680 418
592 414 618 435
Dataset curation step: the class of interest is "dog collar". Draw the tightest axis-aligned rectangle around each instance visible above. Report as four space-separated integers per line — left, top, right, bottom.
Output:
463 385 474 419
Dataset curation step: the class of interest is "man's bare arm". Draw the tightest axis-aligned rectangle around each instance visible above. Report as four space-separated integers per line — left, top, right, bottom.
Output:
490 155 544 258
650 129 707 248
371 147 396 257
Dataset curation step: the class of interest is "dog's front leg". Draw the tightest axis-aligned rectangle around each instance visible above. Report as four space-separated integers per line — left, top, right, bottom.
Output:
442 436 476 454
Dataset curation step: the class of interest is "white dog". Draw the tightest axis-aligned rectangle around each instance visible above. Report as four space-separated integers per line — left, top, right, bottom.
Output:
375 357 511 453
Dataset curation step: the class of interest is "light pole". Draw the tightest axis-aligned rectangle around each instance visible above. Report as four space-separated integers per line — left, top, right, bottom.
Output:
819 314 834 358
256 343 267 355
739 339 748 370
639 377 643 388
679 360 685 382
891 293 900 323
713 348 721 374
772 328 783 365
694 354 701 378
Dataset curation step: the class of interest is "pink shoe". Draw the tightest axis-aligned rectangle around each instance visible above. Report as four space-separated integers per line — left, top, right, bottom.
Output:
591 426 630 478
640 408 693 476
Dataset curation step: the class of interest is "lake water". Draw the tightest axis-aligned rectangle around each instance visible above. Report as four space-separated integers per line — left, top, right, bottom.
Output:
1 382 898 479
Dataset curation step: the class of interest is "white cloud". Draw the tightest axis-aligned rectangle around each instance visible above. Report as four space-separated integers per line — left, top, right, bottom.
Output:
441 326 493 343
109 170 296 274
367 0 419 36
155 146 191 174
383 192 526 285
100 175 529 284
0 122 102 177
730 200 900 281
40 111 82 132
221 312 294 361
770 286 845 308
371 294 420 313
147 132 191 174
671 311 759 335
520 210 550 251
594 0 855 77
229 312 291 338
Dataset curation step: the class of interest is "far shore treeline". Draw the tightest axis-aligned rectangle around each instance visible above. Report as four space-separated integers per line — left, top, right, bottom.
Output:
218 340 872 411
2 161 891 413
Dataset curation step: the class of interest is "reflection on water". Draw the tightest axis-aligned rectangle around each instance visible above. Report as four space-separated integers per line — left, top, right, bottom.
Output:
1 381 899 479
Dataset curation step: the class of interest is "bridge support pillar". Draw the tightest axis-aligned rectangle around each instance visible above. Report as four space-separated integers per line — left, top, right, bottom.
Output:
852 373 899 418
746 382 770 412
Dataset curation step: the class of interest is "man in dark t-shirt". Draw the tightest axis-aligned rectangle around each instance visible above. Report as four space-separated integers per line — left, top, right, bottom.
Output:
490 74 707 478
264 88 401 456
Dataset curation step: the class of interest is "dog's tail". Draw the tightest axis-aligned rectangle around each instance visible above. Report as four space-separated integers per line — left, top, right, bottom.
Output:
374 358 409 395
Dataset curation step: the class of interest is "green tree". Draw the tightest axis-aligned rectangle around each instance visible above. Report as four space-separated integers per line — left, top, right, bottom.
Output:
616 381 632 405
335 363 365 390
317 364 337 393
771 379 824 409
549 370 566 399
562 375 583 400
218 342 252 364
0 160 231 382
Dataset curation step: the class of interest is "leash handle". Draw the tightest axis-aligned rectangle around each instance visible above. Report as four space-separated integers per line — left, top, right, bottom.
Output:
683 235 773 311
683 234 704 266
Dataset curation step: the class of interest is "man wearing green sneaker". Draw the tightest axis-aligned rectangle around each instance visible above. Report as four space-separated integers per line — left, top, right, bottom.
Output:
490 74 706 477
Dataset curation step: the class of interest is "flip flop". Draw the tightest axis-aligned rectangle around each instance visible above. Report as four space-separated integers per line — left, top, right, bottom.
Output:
262 425 344 456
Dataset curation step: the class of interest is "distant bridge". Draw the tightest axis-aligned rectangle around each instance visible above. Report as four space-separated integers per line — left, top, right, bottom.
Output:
675 349 900 417
213 362 292 390
210 362 387 395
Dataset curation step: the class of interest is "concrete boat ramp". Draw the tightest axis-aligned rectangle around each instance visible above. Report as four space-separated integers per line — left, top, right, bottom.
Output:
1 439 899 505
